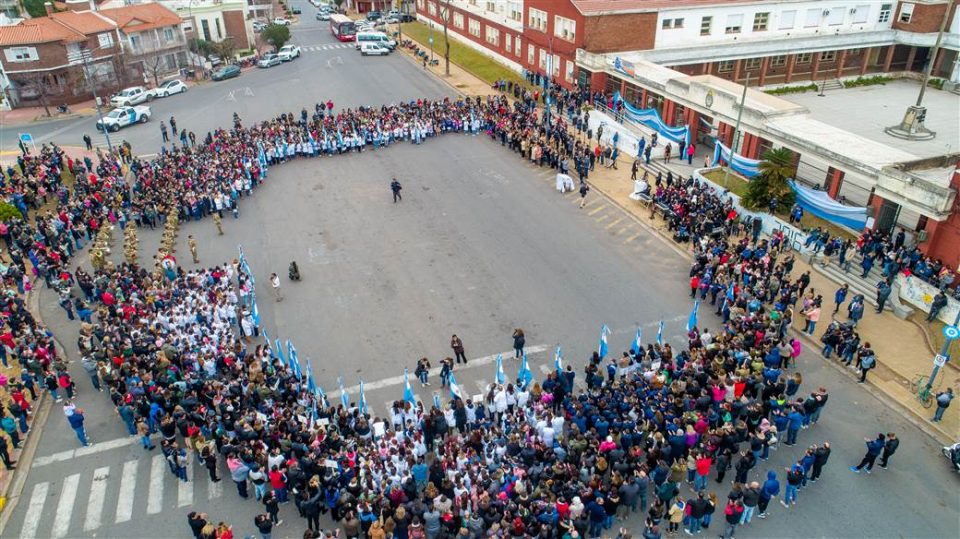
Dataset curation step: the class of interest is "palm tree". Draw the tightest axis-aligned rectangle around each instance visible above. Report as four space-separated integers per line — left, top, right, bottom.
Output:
757 147 795 193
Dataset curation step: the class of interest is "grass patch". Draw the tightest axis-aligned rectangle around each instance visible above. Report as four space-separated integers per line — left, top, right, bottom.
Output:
927 78 945 90
703 168 750 198
764 84 818 96
842 75 894 88
399 21 532 90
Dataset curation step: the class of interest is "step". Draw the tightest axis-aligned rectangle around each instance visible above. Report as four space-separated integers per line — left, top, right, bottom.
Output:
813 260 913 318
821 79 844 91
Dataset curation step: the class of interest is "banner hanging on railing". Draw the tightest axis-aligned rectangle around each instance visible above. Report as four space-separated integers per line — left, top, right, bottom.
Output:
711 139 761 178
789 180 868 230
611 91 691 145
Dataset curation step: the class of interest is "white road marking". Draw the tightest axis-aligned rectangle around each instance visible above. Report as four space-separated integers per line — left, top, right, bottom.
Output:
178 476 194 507
35 436 138 467
208 476 223 499
147 454 165 514
20 482 49 539
51 473 81 538
329 346 547 398
84 466 110 531
115 460 138 522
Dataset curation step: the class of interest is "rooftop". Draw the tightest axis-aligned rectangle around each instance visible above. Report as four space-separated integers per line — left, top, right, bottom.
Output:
781 79 960 160
99 3 182 32
572 0 764 15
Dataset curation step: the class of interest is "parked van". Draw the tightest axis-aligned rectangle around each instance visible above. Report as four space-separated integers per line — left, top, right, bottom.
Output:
355 31 395 51
359 42 389 56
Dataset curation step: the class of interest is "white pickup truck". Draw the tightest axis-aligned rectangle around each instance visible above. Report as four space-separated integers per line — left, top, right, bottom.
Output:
96 105 152 132
110 86 155 107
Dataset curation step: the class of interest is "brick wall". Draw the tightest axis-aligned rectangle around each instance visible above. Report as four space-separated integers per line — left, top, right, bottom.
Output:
417 2 525 72
893 1 949 32
222 9 250 50
581 13 657 53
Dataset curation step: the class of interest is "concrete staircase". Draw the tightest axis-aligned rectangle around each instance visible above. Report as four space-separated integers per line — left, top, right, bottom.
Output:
809 253 913 319
820 79 844 92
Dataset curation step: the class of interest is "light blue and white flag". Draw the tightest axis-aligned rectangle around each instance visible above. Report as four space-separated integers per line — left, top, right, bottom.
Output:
518 353 533 389
338 377 349 408
598 325 611 359
554 345 563 374
358 380 367 415
433 393 441 409
238 244 246 266
403 368 417 405
315 386 328 409
274 338 286 366
306 360 316 394
630 327 642 355
250 295 261 326
656 321 664 346
449 373 463 400
495 354 505 385
686 300 701 332
262 327 270 350
287 341 302 380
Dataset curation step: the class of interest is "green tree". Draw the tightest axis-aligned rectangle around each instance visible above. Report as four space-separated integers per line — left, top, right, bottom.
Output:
743 147 796 212
21 0 48 18
0 201 23 222
261 24 291 52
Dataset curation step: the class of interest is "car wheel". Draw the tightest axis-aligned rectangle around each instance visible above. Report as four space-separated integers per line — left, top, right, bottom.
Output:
180 86 186 93
139 115 149 124
146 95 154 102
110 124 120 132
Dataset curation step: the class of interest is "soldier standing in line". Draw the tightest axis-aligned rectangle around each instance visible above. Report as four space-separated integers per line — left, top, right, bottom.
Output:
188 235 199 264
213 213 223 235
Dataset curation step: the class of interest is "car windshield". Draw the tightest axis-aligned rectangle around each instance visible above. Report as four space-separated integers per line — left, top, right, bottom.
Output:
118 90 134 96
106 110 124 118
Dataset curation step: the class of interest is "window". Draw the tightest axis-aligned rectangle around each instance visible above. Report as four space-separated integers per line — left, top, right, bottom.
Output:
819 50 836 62
468 18 481 37
555 15 576 41
215 19 222 40
752 12 769 31
804 9 820 27
552 54 560 77
565 60 574 83
453 12 464 29
485 1 496 12
796 52 812 64
164 27 175 42
4 46 39 63
527 43 534 65
717 60 735 72
416 0 423 9
899 3 914 23
200 19 210 41
538 48 547 71
662 18 684 29
528 7 547 32
485 26 499 46
826 8 844 25
508 1 522 22
779 10 796 29
427 2 436 16
878 3 892 22
700 16 712 35
725 14 743 34
745 57 762 69
852 5 870 24
98 32 115 48
770 55 787 67
129 33 142 51
505 33 511 51
514 35 521 56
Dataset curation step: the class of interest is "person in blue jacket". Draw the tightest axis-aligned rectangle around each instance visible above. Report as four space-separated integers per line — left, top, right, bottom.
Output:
757 470 780 518
850 433 885 474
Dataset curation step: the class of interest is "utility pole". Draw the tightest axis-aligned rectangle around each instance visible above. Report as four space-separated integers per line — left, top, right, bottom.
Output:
925 309 960 394
721 72 750 190
74 46 114 155
545 37 553 127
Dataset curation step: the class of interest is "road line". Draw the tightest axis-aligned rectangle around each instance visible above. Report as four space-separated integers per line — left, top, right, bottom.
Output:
208 476 223 499
330 346 546 397
147 454 165 514
595 214 611 223
624 232 643 243
587 205 605 216
35 436 139 467
84 466 110 531
605 217 624 229
115 460 138 522
616 226 633 236
51 473 80 538
178 476 194 507
20 482 49 539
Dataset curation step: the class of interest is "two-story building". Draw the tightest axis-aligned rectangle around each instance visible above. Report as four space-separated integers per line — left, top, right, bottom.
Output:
98 2 188 86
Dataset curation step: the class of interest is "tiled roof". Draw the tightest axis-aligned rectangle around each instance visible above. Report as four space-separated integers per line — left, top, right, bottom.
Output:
50 10 116 34
0 17 81 46
99 3 183 33
572 0 757 15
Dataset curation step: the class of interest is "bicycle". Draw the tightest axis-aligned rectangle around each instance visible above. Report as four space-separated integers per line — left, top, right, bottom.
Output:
912 373 941 408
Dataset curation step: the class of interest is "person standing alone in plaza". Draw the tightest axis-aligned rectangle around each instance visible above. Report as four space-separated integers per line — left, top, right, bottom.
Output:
391 178 402 203
512 328 525 358
270 273 282 302
579 181 590 209
850 433 885 474
451 334 466 364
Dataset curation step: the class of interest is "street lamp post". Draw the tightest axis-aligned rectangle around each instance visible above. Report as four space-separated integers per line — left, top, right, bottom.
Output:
71 45 114 155
925 309 960 394
721 73 750 190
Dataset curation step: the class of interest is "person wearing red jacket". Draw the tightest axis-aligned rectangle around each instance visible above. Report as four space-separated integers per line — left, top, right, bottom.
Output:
722 499 743 539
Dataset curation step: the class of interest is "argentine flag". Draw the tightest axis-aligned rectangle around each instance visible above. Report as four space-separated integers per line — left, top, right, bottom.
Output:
305 360 316 394
630 327 642 355
598 325 611 359
287 341 302 380
686 300 701 332
656 321 664 346
449 373 463 400
274 338 286 366
518 353 533 389
358 380 367 415
554 345 563 374
250 295 261 326
403 368 417 405
315 386 328 409
433 393 442 409
495 354 505 385
338 377 349 409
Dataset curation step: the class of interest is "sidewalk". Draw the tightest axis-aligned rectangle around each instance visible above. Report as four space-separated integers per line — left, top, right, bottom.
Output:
402 37 960 443
0 99 97 127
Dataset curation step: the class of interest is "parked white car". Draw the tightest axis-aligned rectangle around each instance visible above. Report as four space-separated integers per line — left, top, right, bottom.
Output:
359 43 389 56
110 86 154 107
273 17 291 26
96 106 151 132
155 79 187 97
258 53 282 68
277 44 301 61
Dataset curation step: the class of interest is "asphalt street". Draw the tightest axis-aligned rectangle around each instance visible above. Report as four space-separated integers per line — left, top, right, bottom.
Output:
2 4 959 539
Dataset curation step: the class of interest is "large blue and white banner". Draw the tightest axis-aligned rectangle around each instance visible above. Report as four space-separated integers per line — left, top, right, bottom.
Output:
789 180 868 230
711 140 761 178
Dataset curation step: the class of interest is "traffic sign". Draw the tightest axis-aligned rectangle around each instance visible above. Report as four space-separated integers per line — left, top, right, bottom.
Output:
943 325 960 340
934 354 947 367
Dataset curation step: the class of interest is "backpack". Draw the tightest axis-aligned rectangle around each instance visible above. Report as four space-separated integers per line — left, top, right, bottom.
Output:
860 355 875 369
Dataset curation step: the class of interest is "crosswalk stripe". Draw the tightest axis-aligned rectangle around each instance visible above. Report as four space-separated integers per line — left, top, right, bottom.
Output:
208 475 223 499
178 475 194 507
20 482 48 539
115 460 138 522
84 466 110 531
147 454 165 514
51 473 80 538
625 232 642 243
587 205 605 216
605 217 624 229
595 213 611 223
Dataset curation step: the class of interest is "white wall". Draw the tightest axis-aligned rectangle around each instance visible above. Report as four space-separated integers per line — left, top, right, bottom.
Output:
655 0 894 50
439 0 524 32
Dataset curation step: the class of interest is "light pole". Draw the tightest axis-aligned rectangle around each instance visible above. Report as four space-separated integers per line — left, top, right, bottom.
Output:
545 37 553 127
721 72 750 190
70 44 114 155
925 309 960 394
884 0 954 141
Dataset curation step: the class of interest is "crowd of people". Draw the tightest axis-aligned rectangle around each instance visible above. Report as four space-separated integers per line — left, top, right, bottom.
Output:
0 91 851 539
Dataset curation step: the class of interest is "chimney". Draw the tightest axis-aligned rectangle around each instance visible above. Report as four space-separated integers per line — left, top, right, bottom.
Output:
44 2 54 15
